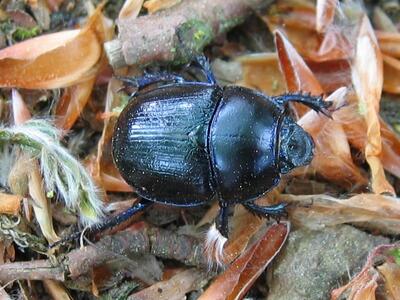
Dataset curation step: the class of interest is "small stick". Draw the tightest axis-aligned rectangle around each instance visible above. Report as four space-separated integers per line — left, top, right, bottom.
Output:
0 223 207 282
105 0 273 68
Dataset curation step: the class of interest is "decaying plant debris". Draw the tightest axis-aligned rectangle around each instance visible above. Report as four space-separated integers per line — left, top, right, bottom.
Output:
0 0 399 299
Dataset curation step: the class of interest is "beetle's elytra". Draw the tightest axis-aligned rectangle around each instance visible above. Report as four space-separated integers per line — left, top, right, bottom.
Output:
111 56 332 242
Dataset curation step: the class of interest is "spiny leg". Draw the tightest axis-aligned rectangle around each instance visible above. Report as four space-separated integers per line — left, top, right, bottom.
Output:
272 92 333 117
191 55 217 84
117 72 186 93
50 199 153 248
242 201 288 222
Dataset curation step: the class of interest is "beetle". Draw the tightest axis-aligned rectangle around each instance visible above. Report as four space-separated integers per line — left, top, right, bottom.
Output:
109 56 331 252
55 56 332 259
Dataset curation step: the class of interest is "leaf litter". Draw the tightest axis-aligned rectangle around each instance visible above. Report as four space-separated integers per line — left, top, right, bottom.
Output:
0 0 399 299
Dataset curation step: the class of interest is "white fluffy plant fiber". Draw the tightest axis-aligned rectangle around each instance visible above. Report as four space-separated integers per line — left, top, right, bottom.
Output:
0 119 104 225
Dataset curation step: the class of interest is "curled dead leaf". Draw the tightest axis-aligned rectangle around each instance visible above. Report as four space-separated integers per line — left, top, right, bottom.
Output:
0 29 101 89
282 194 400 235
351 15 394 195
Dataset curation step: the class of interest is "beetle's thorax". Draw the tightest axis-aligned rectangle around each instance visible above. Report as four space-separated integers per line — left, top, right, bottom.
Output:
208 86 283 203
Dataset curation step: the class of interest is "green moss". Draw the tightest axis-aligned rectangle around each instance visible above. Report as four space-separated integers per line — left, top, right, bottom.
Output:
12 26 40 41
173 19 213 65
389 248 400 265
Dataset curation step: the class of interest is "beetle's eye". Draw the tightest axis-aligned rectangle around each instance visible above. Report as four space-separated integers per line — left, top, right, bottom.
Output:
279 120 314 174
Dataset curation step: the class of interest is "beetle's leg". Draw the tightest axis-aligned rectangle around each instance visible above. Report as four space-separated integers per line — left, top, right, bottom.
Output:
242 201 288 222
117 73 186 93
191 55 217 85
50 199 153 248
272 93 334 117
205 202 229 266
215 202 229 238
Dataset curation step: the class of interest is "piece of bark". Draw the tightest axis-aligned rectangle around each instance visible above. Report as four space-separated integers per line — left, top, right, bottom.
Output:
105 0 273 68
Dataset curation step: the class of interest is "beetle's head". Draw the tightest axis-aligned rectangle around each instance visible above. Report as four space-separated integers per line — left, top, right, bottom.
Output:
278 117 314 174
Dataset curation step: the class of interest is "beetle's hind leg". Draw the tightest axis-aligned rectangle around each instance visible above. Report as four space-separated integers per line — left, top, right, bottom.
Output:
272 93 334 117
49 199 153 248
205 202 229 267
242 201 288 222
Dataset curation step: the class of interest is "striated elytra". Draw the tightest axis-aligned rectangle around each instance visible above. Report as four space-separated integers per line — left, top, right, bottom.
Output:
111 56 333 239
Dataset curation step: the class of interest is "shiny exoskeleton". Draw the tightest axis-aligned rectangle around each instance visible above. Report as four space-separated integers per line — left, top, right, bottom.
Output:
109 56 332 238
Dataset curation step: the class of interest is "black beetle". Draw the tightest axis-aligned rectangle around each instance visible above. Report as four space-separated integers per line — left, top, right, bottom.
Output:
110 56 331 246
54 56 332 257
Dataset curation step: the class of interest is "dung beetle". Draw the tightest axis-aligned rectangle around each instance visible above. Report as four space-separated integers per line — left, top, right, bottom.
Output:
110 56 332 243
54 56 332 256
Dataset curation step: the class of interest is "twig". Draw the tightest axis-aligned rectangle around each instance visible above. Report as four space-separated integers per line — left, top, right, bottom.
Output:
105 0 273 68
0 223 207 282
0 260 64 282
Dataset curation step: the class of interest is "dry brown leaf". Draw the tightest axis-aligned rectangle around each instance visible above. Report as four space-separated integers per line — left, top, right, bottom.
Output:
128 268 207 300
144 0 181 14
91 78 134 192
306 59 351 93
377 31 400 58
237 53 286 96
55 78 96 130
119 0 144 19
52 6 114 130
274 30 366 187
351 15 394 195
275 30 323 96
199 223 289 300
316 0 337 33
382 54 400 94
281 194 400 235
0 193 22 215
265 2 350 62
380 119 400 178
43 280 72 300
0 29 101 89
331 244 399 300
377 263 400 299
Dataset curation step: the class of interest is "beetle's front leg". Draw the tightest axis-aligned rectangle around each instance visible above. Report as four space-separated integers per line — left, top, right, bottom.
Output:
242 201 288 222
272 93 334 117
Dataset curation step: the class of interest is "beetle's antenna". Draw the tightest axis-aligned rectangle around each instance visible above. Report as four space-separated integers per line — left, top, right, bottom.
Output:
204 223 227 268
